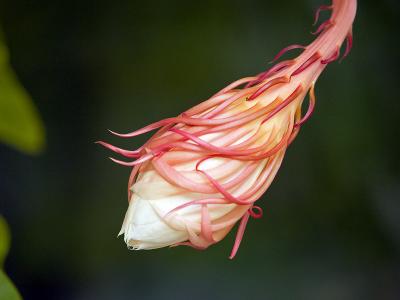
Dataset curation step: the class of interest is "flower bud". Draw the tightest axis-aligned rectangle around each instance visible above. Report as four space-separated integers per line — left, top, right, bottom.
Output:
99 0 357 258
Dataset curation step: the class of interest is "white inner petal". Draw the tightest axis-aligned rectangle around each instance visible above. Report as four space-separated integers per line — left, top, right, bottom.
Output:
120 194 188 250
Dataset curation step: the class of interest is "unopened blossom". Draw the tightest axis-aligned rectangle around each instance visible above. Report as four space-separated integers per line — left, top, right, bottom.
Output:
99 0 357 258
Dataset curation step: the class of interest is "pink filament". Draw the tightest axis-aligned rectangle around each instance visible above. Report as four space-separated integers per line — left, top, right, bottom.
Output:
262 85 303 123
248 76 290 101
340 30 353 62
291 52 321 76
213 77 258 97
229 212 250 259
201 205 214 243
321 46 340 64
245 60 295 88
96 141 142 158
248 206 263 219
311 19 334 36
271 44 306 63
295 83 316 127
313 5 333 26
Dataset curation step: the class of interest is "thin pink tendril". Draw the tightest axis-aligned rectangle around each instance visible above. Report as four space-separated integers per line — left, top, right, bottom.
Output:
340 30 353 62
321 46 340 64
270 44 306 63
294 83 316 128
229 205 263 259
311 19 334 36
291 52 321 76
313 5 333 26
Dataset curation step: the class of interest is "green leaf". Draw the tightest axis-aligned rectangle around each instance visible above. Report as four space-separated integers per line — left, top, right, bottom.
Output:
0 28 45 155
0 216 10 267
0 217 22 300
0 270 22 300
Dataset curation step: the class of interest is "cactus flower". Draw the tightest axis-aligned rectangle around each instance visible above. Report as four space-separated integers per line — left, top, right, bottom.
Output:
99 0 357 258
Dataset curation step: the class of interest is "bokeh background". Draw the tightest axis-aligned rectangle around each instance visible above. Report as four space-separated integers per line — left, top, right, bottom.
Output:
1 0 399 299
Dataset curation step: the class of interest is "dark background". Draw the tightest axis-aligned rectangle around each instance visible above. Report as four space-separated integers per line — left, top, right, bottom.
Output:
1 0 399 299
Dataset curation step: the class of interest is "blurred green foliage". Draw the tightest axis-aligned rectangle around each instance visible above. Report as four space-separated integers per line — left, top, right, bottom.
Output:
0 28 45 155
0 217 22 300
0 26 43 299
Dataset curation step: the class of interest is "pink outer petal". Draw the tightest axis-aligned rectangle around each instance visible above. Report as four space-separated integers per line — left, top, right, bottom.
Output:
294 83 316 127
291 52 322 76
248 76 290 101
212 76 258 97
321 46 340 64
96 141 142 158
271 44 306 63
229 212 250 259
201 205 215 243
340 29 353 62
127 164 141 200
245 59 295 88
313 5 333 26
311 19 334 36
152 156 216 194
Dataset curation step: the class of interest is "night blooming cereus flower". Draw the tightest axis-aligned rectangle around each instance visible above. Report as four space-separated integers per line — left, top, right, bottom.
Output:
98 0 357 258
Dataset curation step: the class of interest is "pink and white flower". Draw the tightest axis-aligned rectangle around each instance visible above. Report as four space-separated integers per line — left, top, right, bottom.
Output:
99 0 357 258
